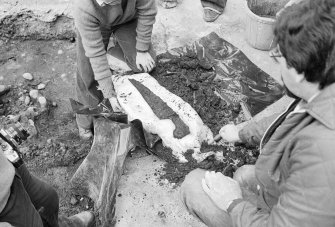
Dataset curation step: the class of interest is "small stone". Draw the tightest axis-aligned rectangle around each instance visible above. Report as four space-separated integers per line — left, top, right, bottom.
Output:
58 50 63 55
7 115 20 123
69 37 76 43
38 96 47 109
60 73 67 79
52 68 55 71
0 85 10 95
24 96 30 105
28 119 38 136
26 106 36 113
20 147 29 155
0 76 4 81
22 73 33 81
70 196 78 205
0 85 8 93
29 89 39 99
21 53 26 57
24 107 37 118
37 83 46 90
52 101 57 107
47 138 52 144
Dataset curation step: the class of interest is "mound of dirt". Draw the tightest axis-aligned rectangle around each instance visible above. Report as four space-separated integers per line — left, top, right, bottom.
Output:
248 1 284 17
151 53 243 136
149 53 259 184
153 142 258 184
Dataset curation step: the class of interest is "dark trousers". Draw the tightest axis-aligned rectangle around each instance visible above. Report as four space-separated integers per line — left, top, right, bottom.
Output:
201 0 228 13
0 165 82 227
76 19 156 130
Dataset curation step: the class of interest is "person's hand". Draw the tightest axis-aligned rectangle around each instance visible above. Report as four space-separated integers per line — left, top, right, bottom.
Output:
219 124 241 142
136 52 155 73
202 171 242 211
98 77 116 99
209 124 242 144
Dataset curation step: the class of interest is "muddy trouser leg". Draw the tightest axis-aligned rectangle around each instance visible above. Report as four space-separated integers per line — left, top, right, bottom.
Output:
0 164 58 227
201 0 227 13
180 168 233 227
0 164 89 227
75 29 110 130
109 19 156 72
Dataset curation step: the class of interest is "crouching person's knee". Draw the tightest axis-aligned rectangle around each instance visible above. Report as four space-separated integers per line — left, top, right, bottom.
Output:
180 169 233 227
180 168 206 210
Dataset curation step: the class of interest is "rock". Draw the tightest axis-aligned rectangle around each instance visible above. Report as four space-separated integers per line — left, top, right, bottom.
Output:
29 89 39 99
52 101 57 107
60 73 67 80
24 107 37 118
7 114 20 123
70 196 78 205
22 73 33 81
38 96 47 109
20 147 29 155
58 50 63 55
0 85 10 96
28 119 38 137
47 138 52 144
37 83 46 90
24 96 30 105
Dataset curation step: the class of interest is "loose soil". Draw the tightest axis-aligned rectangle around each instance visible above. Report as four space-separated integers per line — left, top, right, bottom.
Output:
248 1 283 18
0 39 94 217
150 53 259 184
151 53 243 136
0 38 260 220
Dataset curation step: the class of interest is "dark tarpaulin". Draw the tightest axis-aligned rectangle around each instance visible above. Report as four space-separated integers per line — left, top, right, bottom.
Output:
163 32 284 117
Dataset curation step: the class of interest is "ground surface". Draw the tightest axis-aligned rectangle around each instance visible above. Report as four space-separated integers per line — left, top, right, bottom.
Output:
0 0 284 226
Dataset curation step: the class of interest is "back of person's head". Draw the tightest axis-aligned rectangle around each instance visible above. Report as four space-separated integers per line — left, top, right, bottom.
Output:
275 0 335 89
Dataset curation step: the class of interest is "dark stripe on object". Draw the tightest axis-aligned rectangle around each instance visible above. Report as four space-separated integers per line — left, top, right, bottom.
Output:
129 79 190 139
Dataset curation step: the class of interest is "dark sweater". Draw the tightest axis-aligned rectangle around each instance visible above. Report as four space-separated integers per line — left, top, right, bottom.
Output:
73 0 157 81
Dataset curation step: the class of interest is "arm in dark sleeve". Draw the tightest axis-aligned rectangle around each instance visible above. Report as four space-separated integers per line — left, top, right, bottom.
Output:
228 137 335 227
238 113 280 146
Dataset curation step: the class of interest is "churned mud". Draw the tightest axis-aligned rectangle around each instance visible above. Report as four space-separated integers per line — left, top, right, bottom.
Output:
150 53 259 184
151 53 243 136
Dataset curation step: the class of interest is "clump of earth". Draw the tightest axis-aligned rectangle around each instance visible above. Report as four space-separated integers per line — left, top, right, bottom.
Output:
248 0 284 18
150 53 259 184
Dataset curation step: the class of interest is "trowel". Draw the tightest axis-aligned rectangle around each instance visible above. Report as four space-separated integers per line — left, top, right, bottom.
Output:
69 98 128 123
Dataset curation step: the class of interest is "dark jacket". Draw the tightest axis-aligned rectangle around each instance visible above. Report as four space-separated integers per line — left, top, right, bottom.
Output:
230 83 335 226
